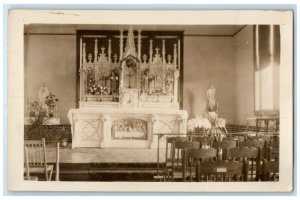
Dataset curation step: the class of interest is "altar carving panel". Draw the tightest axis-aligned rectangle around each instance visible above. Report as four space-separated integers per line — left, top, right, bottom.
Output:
77 119 102 141
111 118 147 140
71 113 104 148
155 119 179 134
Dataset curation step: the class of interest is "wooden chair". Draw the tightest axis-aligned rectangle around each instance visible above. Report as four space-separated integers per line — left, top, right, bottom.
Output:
192 136 215 149
238 139 266 159
164 137 185 181
24 146 38 181
238 139 265 149
266 137 279 161
266 146 279 161
167 138 200 181
247 135 272 144
24 138 53 181
226 147 261 181
262 159 279 181
196 160 245 182
223 135 245 142
212 140 238 160
183 148 217 181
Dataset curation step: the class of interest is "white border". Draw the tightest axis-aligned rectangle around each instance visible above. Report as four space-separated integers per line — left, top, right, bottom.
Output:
7 10 293 192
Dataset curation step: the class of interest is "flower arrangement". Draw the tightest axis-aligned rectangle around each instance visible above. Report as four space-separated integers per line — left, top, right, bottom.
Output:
28 101 41 112
100 85 110 95
45 93 59 110
87 77 110 95
27 101 42 116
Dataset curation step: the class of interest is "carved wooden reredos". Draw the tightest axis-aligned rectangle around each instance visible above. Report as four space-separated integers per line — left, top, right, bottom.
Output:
77 27 184 108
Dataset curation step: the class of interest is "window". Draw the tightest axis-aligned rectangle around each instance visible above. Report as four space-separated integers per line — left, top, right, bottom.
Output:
254 25 280 114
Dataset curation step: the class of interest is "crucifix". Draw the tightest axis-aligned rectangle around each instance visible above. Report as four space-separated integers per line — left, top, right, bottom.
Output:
155 47 160 56
100 46 105 56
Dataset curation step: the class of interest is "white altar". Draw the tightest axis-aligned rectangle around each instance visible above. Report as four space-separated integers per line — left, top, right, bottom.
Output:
68 108 187 148
68 27 187 148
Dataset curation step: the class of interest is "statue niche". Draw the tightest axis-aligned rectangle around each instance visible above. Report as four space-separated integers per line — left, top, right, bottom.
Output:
123 56 139 89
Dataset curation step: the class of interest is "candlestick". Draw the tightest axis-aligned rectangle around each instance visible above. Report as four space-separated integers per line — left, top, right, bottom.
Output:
120 29 123 60
94 38 98 63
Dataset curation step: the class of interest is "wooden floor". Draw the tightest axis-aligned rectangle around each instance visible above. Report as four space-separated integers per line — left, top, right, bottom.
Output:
43 144 166 181
46 144 166 163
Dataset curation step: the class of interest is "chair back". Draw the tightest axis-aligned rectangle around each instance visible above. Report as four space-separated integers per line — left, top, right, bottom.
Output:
24 138 47 167
197 160 245 182
266 146 279 161
239 138 267 158
262 159 279 181
213 140 238 160
247 135 272 144
227 147 260 160
24 146 30 180
169 139 200 181
164 137 188 176
192 136 214 148
165 137 177 164
172 139 200 169
227 147 261 181
238 139 265 149
183 148 217 181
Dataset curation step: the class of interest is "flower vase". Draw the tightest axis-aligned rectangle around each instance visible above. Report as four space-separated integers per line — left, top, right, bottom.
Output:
39 111 46 117
34 111 40 117
49 109 54 118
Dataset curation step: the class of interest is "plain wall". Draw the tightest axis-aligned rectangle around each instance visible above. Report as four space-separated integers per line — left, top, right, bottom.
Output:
26 35 77 124
234 25 255 125
183 36 236 122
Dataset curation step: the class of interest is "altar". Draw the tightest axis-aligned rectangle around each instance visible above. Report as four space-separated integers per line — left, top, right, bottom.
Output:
68 107 187 148
68 27 187 148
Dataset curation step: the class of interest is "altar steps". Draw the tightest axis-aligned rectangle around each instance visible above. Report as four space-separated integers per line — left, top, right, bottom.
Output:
32 162 165 181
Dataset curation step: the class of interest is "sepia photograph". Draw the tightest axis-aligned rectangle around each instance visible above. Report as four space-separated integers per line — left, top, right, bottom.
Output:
7 10 293 192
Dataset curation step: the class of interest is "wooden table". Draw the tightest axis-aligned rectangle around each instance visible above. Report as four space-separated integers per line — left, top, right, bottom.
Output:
246 117 279 132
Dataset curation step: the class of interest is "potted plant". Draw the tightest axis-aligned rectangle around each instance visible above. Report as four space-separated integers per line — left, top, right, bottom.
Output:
26 114 49 140
27 101 41 117
45 93 59 118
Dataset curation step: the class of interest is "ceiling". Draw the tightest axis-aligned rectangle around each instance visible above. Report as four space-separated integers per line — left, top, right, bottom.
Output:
26 24 246 36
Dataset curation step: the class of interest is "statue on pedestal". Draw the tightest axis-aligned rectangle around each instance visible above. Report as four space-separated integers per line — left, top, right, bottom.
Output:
207 83 217 112
38 83 50 114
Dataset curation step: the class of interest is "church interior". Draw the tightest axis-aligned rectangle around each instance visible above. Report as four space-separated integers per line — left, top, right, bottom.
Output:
23 24 280 182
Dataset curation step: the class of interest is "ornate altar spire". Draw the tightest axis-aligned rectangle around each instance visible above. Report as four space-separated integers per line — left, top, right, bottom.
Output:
123 26 137 58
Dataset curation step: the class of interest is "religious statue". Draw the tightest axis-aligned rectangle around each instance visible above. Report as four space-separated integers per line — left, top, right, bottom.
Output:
38 83 50 113
124 59 137 89
165 73 174 95
148 75 155 95
207 83 217 112
110 71 119 94
141 69 149 94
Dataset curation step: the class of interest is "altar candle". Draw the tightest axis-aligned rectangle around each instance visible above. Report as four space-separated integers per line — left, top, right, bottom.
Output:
108 39 112 62
178 39 181 71
94 38 98 63
138 30 141 61
120 29 123 60
149 39 153 63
